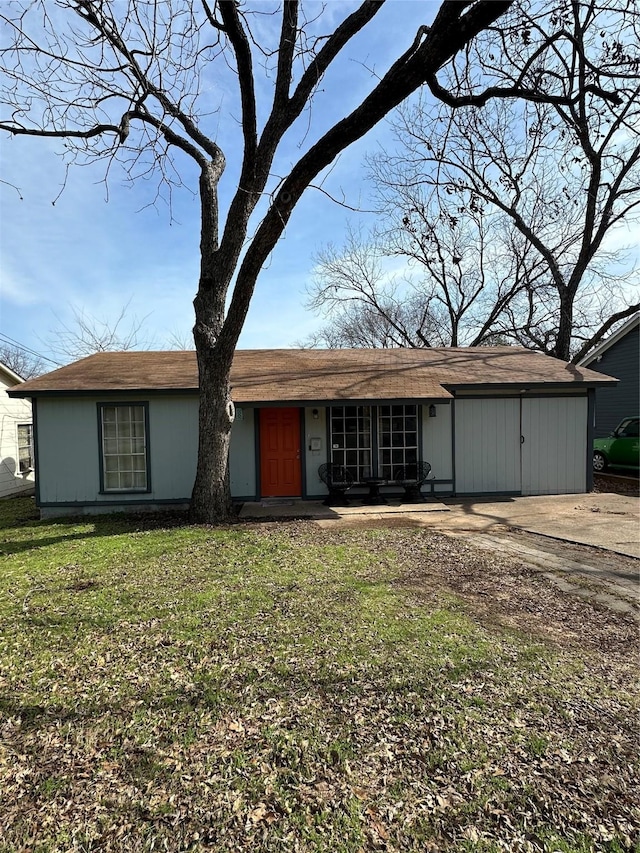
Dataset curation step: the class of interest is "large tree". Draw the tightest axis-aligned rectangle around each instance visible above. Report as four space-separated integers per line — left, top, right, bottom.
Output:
3 0 624 521
368 0 640 360
306 0 639 359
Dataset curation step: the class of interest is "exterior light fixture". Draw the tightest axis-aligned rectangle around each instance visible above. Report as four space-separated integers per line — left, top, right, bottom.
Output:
312 408 319 419
429 404 437 418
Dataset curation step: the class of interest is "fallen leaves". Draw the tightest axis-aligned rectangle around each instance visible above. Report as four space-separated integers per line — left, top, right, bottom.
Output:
0 503 638 851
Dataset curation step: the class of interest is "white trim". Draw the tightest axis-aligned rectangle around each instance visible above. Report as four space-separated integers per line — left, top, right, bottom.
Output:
578 313 640 367
0 360 26 386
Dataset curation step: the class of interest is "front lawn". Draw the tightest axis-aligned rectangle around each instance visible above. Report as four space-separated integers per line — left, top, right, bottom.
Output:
0 496 637 852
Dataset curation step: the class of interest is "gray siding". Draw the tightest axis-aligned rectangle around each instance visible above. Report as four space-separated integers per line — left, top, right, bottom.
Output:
230 407 256 497
422 403 453 493
304 407 328 498
590 326 639 437
36 395 256 508
37 396 200 505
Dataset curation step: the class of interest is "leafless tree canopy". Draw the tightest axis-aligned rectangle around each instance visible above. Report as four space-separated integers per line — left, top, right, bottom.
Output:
0 343 46 380
307 0 640 360
45 303 153 362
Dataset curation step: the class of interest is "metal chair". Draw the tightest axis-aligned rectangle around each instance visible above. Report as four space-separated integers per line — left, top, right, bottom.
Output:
318 463 354 506
394 461 432 503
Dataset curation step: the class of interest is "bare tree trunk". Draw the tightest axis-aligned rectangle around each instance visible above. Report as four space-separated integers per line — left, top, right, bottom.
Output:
553 291 574 361
190 162 238 524
190 338 235 523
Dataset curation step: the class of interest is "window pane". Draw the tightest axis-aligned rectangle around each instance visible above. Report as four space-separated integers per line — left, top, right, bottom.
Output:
134 472 147 489
104 472 119 489
119 454 134 472
119 472 134 490
117 438 132 455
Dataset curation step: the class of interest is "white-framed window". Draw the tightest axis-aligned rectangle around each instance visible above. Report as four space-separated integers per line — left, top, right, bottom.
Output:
329 405 372 482
329 404 420 482
17 423 34 473
378 404 418 480
100 404 149 492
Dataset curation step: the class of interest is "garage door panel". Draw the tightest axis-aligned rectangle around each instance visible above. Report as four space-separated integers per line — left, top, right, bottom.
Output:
522 397 587 495
455 399 521 494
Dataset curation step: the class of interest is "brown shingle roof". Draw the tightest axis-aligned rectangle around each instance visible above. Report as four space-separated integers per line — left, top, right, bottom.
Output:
10 347 615 402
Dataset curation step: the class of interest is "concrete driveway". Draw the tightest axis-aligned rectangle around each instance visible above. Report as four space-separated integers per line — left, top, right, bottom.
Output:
240 492 640 559
436 493 640 559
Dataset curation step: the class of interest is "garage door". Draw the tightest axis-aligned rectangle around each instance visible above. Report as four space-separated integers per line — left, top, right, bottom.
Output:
521 397 587 495
454 398 521 494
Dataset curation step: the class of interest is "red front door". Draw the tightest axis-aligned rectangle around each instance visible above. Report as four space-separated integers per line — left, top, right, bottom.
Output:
259 408 302 497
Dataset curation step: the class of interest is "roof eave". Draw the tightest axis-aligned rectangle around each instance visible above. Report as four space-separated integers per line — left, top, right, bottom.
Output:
7 386 200 399
578 313 640 366
446 379 618 392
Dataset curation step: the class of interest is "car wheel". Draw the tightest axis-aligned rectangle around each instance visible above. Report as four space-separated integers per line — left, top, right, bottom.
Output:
593 451 608 473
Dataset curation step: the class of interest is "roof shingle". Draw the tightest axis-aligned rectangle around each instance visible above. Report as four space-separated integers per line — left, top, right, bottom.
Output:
10 347 615 402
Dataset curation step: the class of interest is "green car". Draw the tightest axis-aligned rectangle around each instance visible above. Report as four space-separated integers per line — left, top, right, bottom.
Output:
593 417 640 472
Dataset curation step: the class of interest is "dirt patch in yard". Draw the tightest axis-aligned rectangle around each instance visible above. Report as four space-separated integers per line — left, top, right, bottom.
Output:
396 530 638 660
253 521 639 667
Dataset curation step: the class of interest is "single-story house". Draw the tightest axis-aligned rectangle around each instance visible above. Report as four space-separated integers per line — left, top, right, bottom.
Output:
0 360 35 498
9 347 616 517
578 312 639 439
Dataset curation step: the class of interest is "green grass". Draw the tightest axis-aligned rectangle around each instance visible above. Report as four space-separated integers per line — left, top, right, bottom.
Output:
0 495 638 853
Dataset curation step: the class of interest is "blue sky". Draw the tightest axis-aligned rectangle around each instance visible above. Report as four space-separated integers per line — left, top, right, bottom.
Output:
0 1 436 369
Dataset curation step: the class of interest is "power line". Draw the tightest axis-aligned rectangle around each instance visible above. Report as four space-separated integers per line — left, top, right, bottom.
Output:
0 332 63 367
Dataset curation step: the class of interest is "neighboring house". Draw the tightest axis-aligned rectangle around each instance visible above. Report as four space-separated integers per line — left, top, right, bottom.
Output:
578 313 639 439
9 347 615 517
0 361 35 498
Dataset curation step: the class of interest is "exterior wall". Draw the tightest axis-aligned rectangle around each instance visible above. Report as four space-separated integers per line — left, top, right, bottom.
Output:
304 406 328 498
0 371 35 498
36 395 257 510
422 402 453 494
37 395 200 507
230 407 256 498
35 390 591 513
588 326 639 438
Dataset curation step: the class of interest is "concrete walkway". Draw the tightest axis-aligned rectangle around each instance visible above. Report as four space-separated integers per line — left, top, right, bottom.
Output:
239 492 640 559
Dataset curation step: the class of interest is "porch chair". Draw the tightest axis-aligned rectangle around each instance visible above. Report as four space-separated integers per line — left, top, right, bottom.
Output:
394 461 432 503
318 463 354 506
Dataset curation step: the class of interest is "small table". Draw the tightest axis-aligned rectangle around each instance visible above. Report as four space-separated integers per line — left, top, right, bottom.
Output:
362 477 387 505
